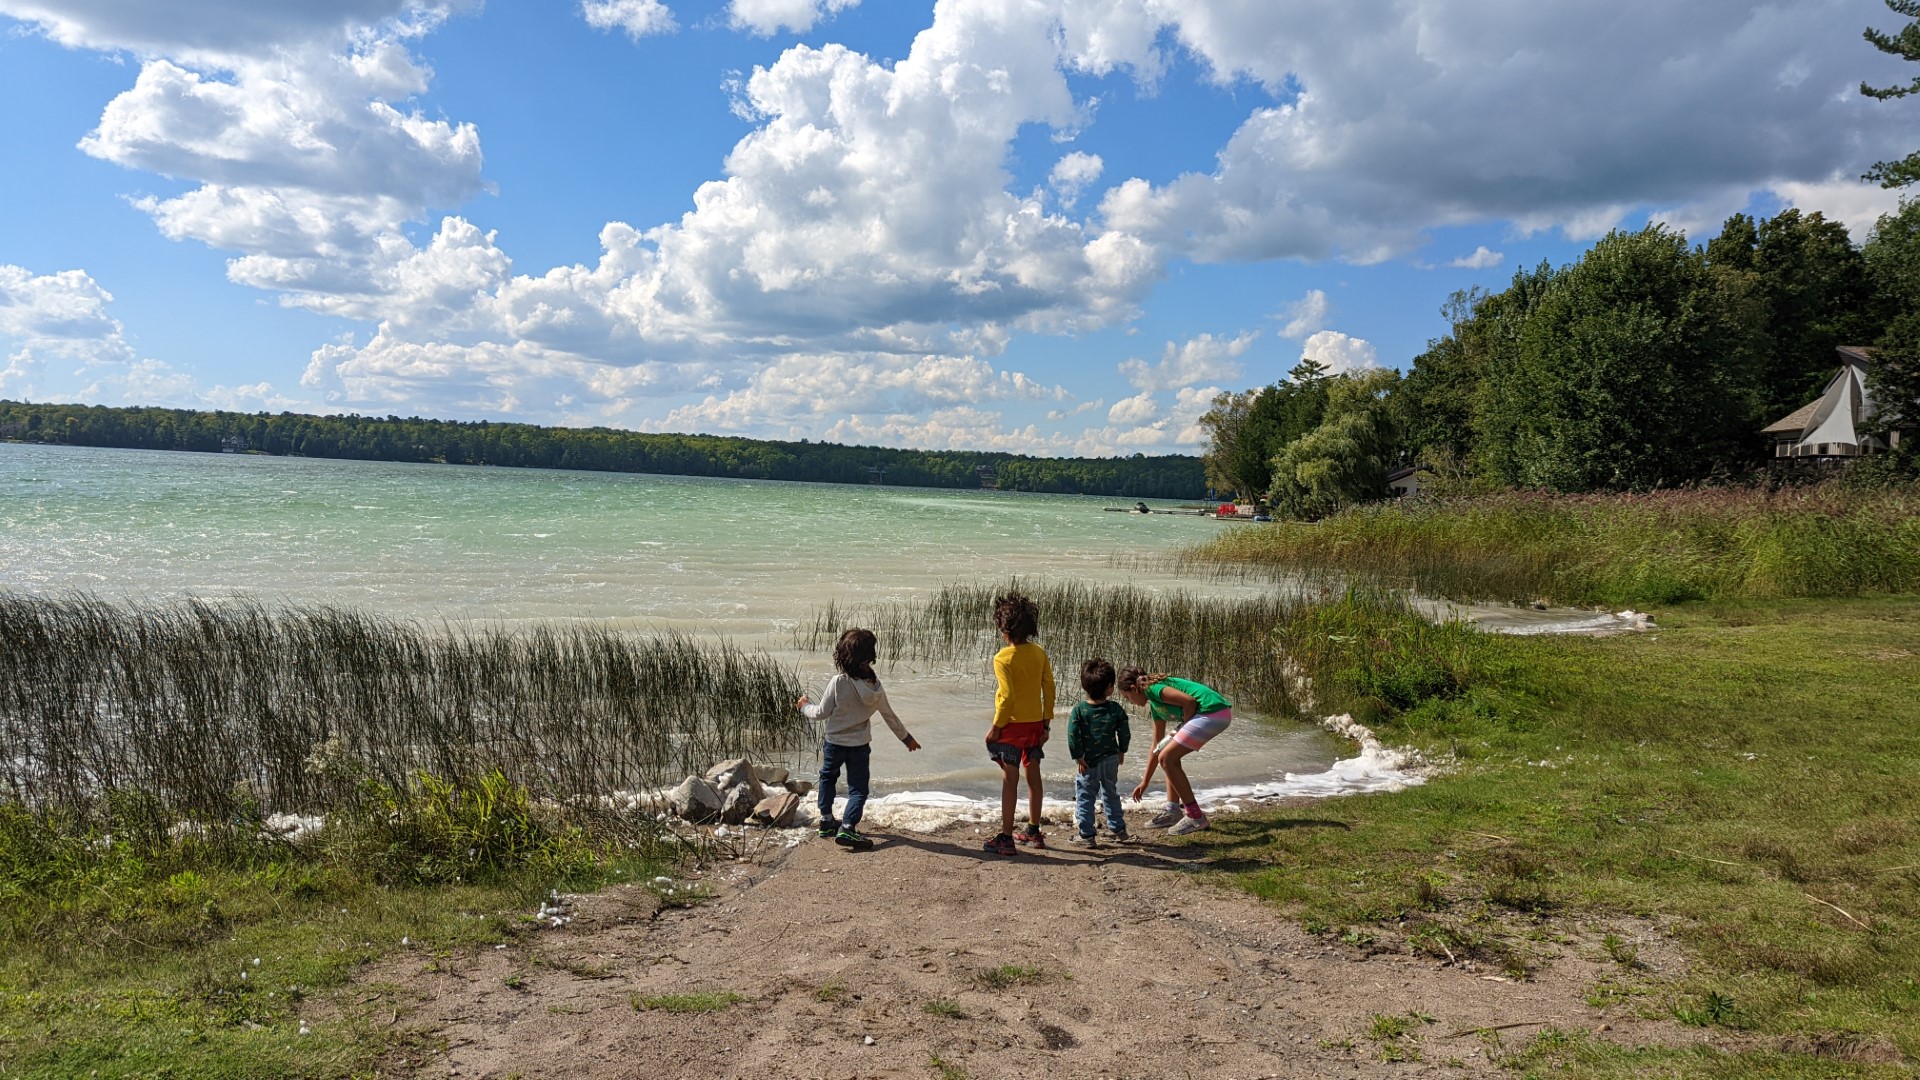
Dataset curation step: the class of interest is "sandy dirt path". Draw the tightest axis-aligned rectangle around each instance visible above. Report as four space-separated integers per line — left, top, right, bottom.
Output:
362 817 1700 1079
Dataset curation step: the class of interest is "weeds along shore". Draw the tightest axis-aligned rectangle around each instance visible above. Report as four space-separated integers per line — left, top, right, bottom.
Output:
0 593 809 835
1182 482 1920 607
796 578 1491 726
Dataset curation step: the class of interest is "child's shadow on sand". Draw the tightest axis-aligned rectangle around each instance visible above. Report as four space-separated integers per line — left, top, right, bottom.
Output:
872 832 1213 869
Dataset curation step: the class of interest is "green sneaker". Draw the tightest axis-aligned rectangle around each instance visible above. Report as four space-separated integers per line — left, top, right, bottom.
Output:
834 827 874 850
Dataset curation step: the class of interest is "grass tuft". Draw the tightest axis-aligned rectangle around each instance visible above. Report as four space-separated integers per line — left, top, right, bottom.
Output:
628 990 745 1013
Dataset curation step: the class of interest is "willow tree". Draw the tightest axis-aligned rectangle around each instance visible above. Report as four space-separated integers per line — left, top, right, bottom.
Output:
1267 368 1399 520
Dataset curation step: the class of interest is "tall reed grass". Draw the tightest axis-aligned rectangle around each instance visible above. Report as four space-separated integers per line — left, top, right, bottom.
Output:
797 579 1312 717
1185 483 1920 605
0 594 808 834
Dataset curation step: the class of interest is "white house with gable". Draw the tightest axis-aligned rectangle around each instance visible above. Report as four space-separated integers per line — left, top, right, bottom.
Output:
1761 346 1901 459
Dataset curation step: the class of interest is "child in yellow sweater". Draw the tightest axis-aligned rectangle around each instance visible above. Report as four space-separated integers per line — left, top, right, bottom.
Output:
982 591 1053 855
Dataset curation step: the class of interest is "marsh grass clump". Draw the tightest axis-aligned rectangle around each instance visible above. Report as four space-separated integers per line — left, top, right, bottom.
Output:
0 593 809 832
1185 482 1920 606
1267 587 1507 724
798 579 1307 716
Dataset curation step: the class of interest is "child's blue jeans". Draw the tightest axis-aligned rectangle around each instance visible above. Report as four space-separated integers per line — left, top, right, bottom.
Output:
1074 755 1125 837
818 742 870 828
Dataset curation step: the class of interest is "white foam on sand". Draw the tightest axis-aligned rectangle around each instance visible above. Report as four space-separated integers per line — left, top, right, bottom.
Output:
1418 600 1656 636
839 713 1426 834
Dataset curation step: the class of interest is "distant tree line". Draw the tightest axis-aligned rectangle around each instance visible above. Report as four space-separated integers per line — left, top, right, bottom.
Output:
1202 199 1920 516
0 402 1207 499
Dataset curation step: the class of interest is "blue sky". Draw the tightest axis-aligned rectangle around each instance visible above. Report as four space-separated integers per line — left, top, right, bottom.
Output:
1 0 1915 455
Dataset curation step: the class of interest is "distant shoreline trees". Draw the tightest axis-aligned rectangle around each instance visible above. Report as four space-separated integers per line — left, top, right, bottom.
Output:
0 403 1207 500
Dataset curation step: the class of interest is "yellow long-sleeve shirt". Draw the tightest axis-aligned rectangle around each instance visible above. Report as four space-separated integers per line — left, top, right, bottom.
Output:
991 641 1055 728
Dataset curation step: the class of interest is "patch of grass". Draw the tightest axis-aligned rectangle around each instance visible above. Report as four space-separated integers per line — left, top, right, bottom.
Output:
628 990 745 1013
970 963 1053 991
0 787 676 1079
929 1054 970 1080
1185 482 1920 607
1602 932 1640 969
922 998 967 1019
1200 596 1920 1071
815 977 850 1004
1365 1011 1435 1063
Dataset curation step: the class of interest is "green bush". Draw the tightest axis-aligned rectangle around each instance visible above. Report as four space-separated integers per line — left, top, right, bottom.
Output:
323 769 593 886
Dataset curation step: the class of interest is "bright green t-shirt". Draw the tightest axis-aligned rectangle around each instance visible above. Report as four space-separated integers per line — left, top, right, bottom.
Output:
1146 677 1231 725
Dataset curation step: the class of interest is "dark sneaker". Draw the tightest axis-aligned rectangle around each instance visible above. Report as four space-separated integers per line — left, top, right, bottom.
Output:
1013 824 1046 848
1068 833 1099 849
1106 827 1133 844
983 833 1018 856
817 820 839 839
835 827 874 850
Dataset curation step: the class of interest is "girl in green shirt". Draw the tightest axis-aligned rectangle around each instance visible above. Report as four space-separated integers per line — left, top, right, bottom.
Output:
1116 667 1232 835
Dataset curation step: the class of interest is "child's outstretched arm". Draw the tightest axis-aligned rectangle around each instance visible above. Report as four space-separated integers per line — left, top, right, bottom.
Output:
1130 715 1166 801
872 685 920 751
798 675 840 720
1132 743 1162 801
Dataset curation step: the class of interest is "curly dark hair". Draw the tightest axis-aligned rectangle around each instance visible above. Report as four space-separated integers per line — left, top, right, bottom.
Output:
1117 664 1166 695
1080 657 1116 698
833 627 878 682
992 590 1039 644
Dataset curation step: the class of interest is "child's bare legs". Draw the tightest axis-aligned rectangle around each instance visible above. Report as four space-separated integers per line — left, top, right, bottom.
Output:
1023 758 1045 829
1160 742 1198 808
998 761 1022 836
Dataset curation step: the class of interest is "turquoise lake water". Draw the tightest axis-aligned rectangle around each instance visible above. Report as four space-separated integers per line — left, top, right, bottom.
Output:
0 442 1358 801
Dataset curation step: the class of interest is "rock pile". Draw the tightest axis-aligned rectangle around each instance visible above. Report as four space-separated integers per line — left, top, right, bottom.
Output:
665 758 811 828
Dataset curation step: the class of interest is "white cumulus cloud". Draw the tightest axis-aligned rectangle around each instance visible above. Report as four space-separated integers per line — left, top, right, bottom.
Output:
1299 330 1377 375
0 264 299 408
1106 391 1159 426
1278 288 1329 339
1048 151 1104 209
1118 331 1256 392
728 0 858 36
1449 246 1504 270
582 0 676 40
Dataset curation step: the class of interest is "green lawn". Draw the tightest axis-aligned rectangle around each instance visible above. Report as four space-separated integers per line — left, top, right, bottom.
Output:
1196 597 1920 1075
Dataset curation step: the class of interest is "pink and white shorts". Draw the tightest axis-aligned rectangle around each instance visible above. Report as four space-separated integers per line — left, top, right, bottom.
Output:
1154 708 1233 753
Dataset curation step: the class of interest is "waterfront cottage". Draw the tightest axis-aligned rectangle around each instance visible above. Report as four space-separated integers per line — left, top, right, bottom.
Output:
1761 346 1902 460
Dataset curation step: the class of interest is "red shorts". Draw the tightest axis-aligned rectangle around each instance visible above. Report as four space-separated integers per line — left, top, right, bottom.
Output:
987 720 1048 767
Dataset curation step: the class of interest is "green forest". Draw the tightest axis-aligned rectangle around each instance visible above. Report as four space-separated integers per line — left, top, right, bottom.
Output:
0 401 1207 499
1202 198 1920 517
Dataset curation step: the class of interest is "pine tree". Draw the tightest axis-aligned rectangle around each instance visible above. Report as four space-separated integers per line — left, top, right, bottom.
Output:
1862 0 1920 188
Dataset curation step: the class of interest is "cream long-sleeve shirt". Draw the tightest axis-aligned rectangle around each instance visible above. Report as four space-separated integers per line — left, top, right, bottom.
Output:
803 673 914 748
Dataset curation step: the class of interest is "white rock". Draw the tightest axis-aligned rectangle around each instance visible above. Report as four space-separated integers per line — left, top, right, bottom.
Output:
705 758 763 800
667 776 723 824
